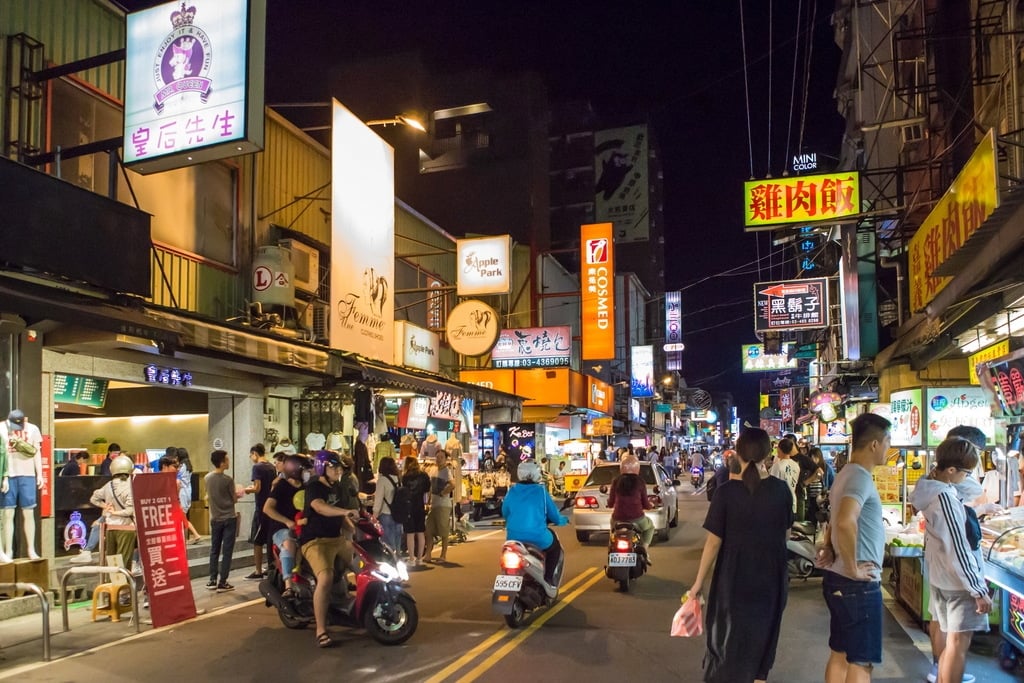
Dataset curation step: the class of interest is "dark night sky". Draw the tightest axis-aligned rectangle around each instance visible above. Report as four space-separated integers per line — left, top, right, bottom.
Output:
117 1 845 422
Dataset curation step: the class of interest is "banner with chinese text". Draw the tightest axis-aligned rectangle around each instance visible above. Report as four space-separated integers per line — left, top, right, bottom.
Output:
594 126 649 242
744 172 860 230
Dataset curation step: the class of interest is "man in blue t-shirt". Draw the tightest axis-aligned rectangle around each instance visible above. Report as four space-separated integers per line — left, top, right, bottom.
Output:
817 412 891 682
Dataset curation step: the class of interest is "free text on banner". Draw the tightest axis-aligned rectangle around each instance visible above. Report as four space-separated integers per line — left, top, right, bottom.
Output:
132 471 197 628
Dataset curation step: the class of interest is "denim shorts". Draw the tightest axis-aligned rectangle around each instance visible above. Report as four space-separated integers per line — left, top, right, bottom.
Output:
1 476 37 509
930 586 989 634
822 570 882 665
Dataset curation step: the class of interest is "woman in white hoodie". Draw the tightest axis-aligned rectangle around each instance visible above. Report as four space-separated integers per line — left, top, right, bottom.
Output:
909 437 993 683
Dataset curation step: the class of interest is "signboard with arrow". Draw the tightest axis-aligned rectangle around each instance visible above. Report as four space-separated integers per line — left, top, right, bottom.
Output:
754 277 829 332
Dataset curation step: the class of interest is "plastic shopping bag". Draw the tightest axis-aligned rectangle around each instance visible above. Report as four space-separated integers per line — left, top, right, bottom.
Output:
670 591 703 637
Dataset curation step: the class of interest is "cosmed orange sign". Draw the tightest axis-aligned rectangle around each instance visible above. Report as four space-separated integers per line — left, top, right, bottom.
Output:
580 223 615 360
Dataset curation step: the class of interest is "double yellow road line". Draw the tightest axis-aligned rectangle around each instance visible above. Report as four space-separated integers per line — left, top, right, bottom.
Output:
424 566 605 683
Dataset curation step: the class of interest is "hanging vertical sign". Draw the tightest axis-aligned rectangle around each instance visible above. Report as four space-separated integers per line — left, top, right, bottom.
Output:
664 291 683 370
631 345 655 398
330 99 395 363
594 125 650 242
580 223 615 360
132 472 197 628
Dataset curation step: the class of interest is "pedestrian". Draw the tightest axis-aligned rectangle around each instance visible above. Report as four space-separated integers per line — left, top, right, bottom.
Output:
688 427 792 683
803 447 829 527
243 443 276 579
97 442 121 477
175 448 202 544
402 455 430 567
88 454 137 570
424 449 454 563
60 451 90 476
205 449 238 592
816 412 891 683
769 437 800 517
910 436 993 683
373 456 405 553
263 454 306 597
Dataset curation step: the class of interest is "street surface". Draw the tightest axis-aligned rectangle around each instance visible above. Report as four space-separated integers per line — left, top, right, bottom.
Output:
0 483 1016 682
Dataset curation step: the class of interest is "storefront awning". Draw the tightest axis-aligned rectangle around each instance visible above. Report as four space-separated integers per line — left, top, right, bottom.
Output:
522 406 565 423
353 358 522 409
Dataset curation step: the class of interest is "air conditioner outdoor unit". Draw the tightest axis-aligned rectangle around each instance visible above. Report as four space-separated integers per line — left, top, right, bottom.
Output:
279 239 320 295
296 299 329 341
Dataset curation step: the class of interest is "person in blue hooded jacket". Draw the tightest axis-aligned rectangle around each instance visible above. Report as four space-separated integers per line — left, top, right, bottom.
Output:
502 459 568 590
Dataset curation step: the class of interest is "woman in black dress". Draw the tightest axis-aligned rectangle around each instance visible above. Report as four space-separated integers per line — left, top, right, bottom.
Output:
401 455 431 567
688 428 793 683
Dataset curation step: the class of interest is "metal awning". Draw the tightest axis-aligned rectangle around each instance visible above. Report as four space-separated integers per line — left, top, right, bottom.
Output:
353 359 522 409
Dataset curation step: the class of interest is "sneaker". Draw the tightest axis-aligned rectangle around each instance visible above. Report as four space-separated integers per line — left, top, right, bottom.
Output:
926 663 975 683
216 582 235 592
244 571 265 580
206 580 218 591
69 550 94 564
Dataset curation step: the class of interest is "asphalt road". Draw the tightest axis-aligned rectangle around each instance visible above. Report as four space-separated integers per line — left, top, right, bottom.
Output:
4 484 1016 683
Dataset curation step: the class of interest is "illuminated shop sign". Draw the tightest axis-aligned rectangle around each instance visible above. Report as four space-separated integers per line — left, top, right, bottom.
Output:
631 345 655 398
492 326 571 369
123 0 266 173
740 343 798 373
445 300 500 357
144 364 194 387
395 321 439 374
744 172 860 230
754 278 829 331
456 235 511 296
889 388 923 447
580 223 616 360
665 291 683 371
925 387 995 447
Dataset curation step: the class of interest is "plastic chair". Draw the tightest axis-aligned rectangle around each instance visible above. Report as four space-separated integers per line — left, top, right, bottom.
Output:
91 582 133 622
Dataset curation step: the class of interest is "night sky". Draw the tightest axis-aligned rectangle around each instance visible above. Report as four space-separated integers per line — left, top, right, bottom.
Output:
116 0 845 422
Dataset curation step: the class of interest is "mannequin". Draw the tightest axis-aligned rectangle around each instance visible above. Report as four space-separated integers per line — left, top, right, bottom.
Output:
0 409 43 560
374 433 396 473
445 435 465 505
353 422 374 494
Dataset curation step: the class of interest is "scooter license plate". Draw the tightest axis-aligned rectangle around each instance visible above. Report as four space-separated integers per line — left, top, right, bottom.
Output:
493 574 523 592
608 552 637 567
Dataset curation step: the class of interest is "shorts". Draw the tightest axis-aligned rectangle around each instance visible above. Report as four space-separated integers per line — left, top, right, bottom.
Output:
1 476 37 509
300 536 354 577
249 511 267 546
822 571 883 665
929 586 990 634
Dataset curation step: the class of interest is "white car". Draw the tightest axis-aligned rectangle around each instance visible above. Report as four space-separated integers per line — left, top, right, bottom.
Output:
571 461 679 543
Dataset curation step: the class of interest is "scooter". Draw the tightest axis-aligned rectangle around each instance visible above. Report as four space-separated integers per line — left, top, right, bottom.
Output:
690 465 704 489
605 521 648 592
491 539 564 628
787 520 823 580
259 532 418 645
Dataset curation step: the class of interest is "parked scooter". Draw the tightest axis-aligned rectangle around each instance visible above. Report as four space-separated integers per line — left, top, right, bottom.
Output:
690 465 705 489
259 531 418 644
605 521 648 592
491 538 565 628
787 520 823 580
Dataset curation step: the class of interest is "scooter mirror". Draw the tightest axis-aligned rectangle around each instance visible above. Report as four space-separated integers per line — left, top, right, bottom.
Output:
560 495 576 511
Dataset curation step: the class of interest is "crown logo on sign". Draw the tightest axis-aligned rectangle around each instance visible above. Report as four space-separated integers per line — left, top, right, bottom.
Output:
170 3 196 28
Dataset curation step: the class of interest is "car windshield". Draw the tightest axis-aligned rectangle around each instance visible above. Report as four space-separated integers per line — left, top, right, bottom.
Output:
584 465 657 487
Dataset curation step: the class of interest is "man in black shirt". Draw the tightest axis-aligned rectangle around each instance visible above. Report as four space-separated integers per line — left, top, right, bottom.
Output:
60 451 90 476
303 451 356 648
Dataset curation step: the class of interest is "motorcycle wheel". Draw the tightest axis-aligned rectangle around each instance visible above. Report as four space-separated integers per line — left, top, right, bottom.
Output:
504 598 526 628
278 607 308 630
618 578 630 593
364 593 418 645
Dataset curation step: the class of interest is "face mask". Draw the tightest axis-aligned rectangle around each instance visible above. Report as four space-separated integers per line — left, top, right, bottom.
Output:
302 470 312 484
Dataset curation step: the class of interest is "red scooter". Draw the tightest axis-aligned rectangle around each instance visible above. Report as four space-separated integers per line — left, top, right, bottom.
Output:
259 521 417 645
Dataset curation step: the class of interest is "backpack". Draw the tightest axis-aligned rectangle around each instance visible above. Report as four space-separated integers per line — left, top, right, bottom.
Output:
964 504 982 551
706 471 719 501
385 475 412 524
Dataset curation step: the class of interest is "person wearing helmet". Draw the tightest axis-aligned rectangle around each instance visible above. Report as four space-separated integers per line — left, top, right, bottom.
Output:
302 450 357 648
501 459 569 594
88 453 137 569
263 454 308 596
608 454 655 564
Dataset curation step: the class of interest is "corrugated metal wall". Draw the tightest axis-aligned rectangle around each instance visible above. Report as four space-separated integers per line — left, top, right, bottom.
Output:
0 0 125 99
150 247 243 321
258 110 331 246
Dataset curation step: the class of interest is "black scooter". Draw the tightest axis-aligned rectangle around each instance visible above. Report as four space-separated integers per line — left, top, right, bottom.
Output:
605 521 648 592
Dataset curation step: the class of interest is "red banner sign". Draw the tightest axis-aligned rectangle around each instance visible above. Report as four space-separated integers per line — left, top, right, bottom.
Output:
132 472 196 628
40 435 52 518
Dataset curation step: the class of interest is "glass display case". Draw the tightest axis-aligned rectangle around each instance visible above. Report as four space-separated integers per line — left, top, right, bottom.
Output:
980 515 1024 657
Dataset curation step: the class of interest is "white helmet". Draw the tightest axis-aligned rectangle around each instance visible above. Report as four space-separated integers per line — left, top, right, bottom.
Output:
110 454 135 476
517 459 542 483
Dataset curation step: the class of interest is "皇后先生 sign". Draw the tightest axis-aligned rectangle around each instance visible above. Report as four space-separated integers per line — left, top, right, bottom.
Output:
754 278 829 331
123 0 266 173
744 172 860 230
491 326 571 369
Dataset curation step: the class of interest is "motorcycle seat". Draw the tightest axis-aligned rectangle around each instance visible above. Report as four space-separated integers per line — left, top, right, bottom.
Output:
611 521 639 533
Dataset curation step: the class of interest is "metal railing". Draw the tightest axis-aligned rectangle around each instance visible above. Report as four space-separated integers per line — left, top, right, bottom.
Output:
0 582 50 661
60 566 140 634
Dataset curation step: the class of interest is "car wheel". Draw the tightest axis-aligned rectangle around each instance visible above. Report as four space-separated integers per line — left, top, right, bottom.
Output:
669 504 679 528
576 531 590 543
656 525 670 543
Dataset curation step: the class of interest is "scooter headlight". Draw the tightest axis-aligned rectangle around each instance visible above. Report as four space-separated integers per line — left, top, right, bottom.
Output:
372 562 403 582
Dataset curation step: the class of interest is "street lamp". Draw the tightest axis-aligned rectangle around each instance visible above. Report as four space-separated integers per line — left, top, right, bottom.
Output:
268 103 426 133
365 115 426 132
